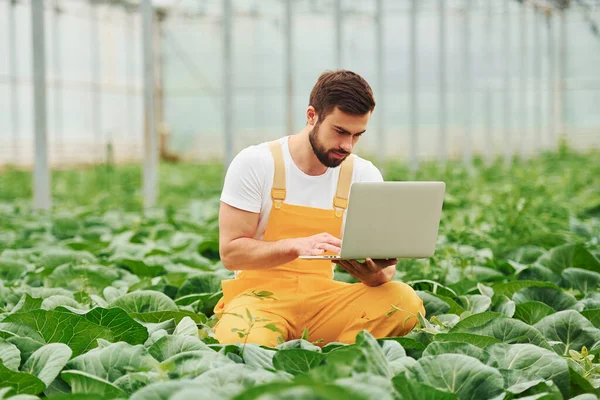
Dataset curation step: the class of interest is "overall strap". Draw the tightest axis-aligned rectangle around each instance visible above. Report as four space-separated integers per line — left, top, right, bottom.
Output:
333 155 355 217
268 140 286 208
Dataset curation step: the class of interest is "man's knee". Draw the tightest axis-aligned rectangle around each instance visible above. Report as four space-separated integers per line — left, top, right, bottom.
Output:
378 281 425 319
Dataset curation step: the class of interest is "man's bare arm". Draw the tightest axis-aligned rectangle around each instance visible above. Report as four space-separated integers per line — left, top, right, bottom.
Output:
218 202 341 271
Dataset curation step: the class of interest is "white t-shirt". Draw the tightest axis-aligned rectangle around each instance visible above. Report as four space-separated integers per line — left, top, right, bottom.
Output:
220 136 384 240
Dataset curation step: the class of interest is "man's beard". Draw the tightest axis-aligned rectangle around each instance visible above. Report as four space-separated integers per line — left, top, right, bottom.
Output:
308 124 348 168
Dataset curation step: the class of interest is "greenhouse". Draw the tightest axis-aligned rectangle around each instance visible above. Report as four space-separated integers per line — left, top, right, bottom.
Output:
1 0 600 398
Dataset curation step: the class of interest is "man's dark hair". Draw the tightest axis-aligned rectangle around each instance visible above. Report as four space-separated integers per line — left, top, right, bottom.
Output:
308 70 376 122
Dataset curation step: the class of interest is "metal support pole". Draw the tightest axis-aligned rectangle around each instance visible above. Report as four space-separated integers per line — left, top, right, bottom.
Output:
142 0 158 209
484 0 493 166
463 0 472 170
222 0 233 167
155 12 165 136
409 0 418 172
285 0 294 136
31 0 51 210
439 0 447 168
126 9 135 140
90 1 102 163
335 0 342 68
9 0 20 165
547 11 556 151
558 9 567 140
534 6 542 153
503 0 511 167
376 0 385 167
153 10 165 169
52 1 63 163
519 0 527 159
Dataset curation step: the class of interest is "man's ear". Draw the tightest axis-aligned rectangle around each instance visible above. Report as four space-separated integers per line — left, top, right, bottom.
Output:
306 106 318 126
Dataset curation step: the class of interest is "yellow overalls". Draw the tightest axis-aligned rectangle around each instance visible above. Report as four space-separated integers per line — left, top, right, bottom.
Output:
213 140 425 347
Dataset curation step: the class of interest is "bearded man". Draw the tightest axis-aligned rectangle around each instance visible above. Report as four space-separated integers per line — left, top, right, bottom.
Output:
213 70 425 347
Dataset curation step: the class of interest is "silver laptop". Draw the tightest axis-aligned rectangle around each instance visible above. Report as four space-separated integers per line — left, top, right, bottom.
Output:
299 181 445 260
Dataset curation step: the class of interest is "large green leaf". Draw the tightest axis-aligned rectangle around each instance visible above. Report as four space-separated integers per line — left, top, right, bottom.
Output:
276 339 322 353
129 381 188 400
241 344 276 370
388 356 419 377
113 371 160 394
129 311 205 325
40 295 84 311
513 301 557 325
0 324 43 344
351 330 391 377
454 316 550 348
415 291 450 317
568 395 598 400
77 307 148 345
3 307 148 357
538 244 600 274
509 246 547 264
462 266 504 282
0 360 45 396
0 258 29 281
380 340 406 362
580 309 600 329
325 332 392 380
408 354 505 400
51 214 81 239
190 363 293 398
423 342 483 360
61 370 127 398
534 310 600 355
430 314 460 330
378 337 426 359
160 350 234 379
568 365 600 398
449 312 508 332
273 349 326 375
148 335 211 362
173 317 198 337
1 310 113 357
117 258 167 278
500 370 563 399
334 374 399 400
5 337 43 368
457 295 491 314
22 343 72 387
20 287 75 301
492 281 560 298
38 249 96 271
513 287 580 312
493 295 516 317
177 272 226 297
231 381 370 400
482 343 570 398
108 291 178 313
0 339 21 371
67 342 157 383
391 374 457 400
10 295 43 314
45 264 122 295
579 293 600 310
517 264 563 286
562 268 600 294
433 333 502 348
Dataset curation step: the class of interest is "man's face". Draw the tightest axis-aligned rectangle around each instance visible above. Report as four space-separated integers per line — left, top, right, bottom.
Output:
308 107 370 168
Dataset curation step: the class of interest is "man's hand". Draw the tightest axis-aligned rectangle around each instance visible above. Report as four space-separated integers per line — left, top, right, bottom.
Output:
335 258 397 287
284 233 342 257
